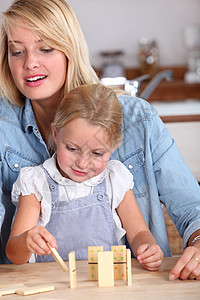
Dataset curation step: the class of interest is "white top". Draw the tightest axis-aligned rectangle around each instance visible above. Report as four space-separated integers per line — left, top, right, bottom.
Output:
12 155 134 244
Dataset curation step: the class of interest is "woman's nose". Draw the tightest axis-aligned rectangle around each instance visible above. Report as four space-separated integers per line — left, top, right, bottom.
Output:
24 52 40 70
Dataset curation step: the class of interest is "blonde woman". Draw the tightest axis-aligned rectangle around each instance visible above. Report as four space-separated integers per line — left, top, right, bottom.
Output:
0 0 200 281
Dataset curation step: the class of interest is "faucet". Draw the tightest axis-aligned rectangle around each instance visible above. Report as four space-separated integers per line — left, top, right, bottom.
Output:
124 74 150 97
125 70 173 100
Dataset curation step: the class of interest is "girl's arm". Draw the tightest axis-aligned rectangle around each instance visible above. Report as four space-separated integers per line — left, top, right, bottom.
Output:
116 189 163 271
6 194 57 264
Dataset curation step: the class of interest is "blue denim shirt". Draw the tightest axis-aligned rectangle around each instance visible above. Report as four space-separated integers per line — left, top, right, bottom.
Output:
0 98 50 263
1 95 200 263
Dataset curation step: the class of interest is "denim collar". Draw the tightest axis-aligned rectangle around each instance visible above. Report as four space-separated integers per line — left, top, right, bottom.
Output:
21 98 38 132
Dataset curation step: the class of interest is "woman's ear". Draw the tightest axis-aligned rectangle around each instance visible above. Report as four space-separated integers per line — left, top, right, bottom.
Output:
51 124 58 145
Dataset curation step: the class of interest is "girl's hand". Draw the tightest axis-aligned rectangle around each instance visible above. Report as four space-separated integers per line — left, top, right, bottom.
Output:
137 243 164 271
169 245 200 280
24 225 57 256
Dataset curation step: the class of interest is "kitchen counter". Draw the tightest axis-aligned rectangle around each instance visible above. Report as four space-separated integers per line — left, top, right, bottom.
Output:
0 257 200 299
152 99 200 122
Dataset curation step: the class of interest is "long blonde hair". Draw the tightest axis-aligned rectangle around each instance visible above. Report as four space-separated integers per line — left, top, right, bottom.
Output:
0 0 99 105
50 84 123 152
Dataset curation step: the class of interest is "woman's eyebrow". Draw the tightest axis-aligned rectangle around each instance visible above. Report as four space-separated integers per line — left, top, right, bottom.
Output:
8 40 22 44
8 39 43 44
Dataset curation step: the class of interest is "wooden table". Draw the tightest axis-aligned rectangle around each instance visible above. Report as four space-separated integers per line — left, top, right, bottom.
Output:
1 257 200 299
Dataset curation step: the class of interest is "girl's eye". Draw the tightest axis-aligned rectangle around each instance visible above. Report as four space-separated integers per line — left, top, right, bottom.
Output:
93 151 104 157
67 145 78 152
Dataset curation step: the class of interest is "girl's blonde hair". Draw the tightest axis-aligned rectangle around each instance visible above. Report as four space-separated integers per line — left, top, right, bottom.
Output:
0 0 99 105
50 84 123 152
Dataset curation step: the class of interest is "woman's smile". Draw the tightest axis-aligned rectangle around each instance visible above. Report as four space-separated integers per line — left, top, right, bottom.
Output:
24 74 48 87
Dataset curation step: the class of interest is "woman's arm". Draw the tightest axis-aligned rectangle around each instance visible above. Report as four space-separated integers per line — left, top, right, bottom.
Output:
117 189 163 271
6 194 57 264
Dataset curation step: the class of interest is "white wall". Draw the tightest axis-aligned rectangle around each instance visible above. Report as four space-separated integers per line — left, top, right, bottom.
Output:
1 0 200 68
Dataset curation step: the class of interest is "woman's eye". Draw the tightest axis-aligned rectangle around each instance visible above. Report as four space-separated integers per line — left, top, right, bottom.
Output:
10 50 23 57
41 48 54 53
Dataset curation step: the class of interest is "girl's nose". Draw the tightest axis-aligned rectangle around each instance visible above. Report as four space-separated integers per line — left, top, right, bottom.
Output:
76 154 89 169
24 52 40 70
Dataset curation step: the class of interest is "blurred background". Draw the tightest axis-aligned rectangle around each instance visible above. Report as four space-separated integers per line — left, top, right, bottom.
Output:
1 0 199 69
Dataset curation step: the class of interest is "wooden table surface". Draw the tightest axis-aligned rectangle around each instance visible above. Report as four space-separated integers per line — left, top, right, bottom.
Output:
1 257 200 299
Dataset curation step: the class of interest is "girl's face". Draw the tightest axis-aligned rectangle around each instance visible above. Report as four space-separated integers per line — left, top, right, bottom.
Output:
7 23 67 104
52 118 115 183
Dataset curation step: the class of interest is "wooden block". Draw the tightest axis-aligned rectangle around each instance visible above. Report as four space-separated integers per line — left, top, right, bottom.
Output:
15 285 54 296
88 246 103 281
47 243 68 272
111 245 126 280
126 249 132 286
111 245 126 263
69 251 77 289
98 251 114 287
88 263 98 281
114 262 126 280
88 246 103 263
0 284 25 296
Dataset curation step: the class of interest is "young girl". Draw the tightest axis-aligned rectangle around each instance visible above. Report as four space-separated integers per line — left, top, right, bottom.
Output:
6 84 163 270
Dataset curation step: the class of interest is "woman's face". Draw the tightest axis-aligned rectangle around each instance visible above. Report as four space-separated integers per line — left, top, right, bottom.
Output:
7 23 67 104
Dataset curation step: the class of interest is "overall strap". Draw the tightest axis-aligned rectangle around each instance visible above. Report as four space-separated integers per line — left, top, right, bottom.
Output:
40 165 59 203
92 178 107 194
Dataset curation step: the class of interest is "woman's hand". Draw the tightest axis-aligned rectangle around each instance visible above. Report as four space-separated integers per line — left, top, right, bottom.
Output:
24 225 57 256
169 245 200 280
137 243 164 271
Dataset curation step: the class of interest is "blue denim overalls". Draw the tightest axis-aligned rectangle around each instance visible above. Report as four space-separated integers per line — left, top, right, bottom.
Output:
37 167 118 262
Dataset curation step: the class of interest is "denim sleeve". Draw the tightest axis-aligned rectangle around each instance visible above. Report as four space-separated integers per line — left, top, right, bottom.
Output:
0 160 4 229
151 114 200 249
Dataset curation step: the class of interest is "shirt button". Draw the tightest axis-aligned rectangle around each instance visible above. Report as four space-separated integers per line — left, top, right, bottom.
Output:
14 163 20 168
50 184 56 191
98 194 104 200
128 164 134 170
34 129 39 134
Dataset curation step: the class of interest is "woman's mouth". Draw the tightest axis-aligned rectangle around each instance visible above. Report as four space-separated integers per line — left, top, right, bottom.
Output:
25 75 47 87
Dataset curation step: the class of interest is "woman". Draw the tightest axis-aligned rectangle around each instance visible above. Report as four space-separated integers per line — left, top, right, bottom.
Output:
0 0 200 280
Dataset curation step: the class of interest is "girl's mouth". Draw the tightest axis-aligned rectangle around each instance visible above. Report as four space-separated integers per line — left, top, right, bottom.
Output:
71 168 88 177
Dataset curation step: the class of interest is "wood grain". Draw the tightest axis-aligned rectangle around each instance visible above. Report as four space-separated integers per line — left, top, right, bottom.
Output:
1 257 199 299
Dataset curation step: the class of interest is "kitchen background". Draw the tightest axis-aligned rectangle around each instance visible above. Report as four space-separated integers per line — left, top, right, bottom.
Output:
1 0 200 69
1 0 200 255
